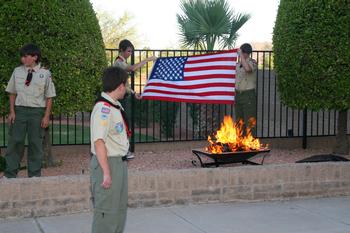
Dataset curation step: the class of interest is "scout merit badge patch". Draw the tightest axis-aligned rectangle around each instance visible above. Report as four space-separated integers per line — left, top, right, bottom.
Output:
115 122 124 134
101 107 110 114
100 114 108 120
100 114 108 126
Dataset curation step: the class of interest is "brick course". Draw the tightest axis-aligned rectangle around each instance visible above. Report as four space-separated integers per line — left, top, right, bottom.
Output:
1 162 350 218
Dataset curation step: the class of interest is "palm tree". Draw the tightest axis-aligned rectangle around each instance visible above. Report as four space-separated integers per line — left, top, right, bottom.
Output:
177 0 250 138
177 0 250 50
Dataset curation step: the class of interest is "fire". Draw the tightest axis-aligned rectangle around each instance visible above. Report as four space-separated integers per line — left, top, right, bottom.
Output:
206 116 263 154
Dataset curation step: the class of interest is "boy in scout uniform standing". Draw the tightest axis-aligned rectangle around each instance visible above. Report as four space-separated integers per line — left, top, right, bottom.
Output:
235 43 258 136
113 39 156 159
113 39 156 99
90 66 129 233
4 43 56 178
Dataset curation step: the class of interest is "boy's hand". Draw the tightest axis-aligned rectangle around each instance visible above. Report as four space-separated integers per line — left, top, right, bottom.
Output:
147 56 157 62
41 115 50 128
134 93 142 100
8 112 15 124
101 173 112 189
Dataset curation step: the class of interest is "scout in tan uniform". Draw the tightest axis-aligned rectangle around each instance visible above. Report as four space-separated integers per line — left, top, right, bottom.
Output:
113 39 156 159
113 39 157 99
90 67 129 233
4 44 56 178
235 43 258 136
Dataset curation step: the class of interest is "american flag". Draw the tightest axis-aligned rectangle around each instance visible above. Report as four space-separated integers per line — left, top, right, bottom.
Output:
142 49 237 104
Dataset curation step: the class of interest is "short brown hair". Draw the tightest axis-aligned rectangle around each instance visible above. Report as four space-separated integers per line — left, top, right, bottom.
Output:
240 43 253 54
102 67 128 92
20 43 41 62
118 39 134 52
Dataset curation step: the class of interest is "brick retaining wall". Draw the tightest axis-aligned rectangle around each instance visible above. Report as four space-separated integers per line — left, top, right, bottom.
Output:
1 162 350 218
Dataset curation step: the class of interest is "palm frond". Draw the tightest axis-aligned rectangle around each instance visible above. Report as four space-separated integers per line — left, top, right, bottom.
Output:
220 12 251 48
177 0 250 50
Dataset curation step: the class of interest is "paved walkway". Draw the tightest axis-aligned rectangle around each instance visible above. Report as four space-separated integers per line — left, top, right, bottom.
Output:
1 197 350 233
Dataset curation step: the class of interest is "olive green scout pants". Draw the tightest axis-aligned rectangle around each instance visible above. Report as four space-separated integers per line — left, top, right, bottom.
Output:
235 89 257 136
5 106 45 178
90 155 128 233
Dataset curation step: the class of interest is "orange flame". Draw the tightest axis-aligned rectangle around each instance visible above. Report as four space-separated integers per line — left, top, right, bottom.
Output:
206 116 263 154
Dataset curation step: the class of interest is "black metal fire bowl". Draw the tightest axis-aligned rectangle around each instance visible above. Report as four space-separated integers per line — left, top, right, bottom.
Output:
192 148 270 168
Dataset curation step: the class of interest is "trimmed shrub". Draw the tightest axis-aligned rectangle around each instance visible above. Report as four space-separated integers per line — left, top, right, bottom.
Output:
273 0 350 110
0 0 107 115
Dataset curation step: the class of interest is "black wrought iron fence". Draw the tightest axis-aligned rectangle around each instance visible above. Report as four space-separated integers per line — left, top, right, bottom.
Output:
0 49 349 149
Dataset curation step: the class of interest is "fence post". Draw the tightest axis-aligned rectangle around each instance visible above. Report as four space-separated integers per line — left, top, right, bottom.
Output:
302 108 307 149
130 52 135 152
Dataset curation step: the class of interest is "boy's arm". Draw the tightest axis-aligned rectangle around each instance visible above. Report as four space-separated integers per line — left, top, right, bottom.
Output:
127 56 157 72
41 98 52 128
6 71 17 124
240 56 253 73
240 55 257 74
8 94 16 124
42 70 56 128
91 103 112 189
94 139 112 189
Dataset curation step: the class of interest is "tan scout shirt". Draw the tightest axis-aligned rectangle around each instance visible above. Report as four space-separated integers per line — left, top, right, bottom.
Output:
6 64 56 107
90 92 129 157
236 58 257 91
113 56 132 94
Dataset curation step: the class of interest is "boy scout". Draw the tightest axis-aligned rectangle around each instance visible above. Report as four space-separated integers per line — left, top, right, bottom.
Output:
235 43 258 136
90 66 129 233
113 39 156 100
113 39 156 159
4 43 56 178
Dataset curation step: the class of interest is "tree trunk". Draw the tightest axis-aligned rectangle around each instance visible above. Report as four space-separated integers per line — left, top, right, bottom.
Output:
42 127 56 167
332 110 349 155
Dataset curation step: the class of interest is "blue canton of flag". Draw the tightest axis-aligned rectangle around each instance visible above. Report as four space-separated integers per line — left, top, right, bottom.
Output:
151 57 187 81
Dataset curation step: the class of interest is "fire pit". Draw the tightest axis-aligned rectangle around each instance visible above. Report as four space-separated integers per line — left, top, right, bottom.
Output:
192 148 270 167
192 116 270 167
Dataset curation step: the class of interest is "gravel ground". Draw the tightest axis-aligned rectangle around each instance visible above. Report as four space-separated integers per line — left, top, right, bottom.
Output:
6 147 349 178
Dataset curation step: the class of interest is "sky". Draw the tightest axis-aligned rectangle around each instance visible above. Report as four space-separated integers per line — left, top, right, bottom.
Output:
90 0 280 49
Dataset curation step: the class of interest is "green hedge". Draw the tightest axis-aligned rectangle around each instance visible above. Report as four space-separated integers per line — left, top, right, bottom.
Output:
0 0 107 115
273 0 350 110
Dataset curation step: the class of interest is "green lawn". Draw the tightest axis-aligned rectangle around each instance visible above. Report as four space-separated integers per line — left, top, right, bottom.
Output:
0 123 156 147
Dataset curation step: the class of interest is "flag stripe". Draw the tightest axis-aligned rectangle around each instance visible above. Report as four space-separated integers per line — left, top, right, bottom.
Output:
188 53 237 62
184 69 235 77
142 92 234 101
186 57 237 64
143 89 234 96
185 61 236 68
184 74 235 80
142 96 235 104
146 78 235 86
144 86 234 93
184 65 235 72
145 82 235 89
188 49 237 59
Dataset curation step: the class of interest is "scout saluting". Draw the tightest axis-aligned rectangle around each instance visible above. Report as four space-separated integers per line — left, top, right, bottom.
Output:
4 43 56 178
90 67 130 233
235 43 258 136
